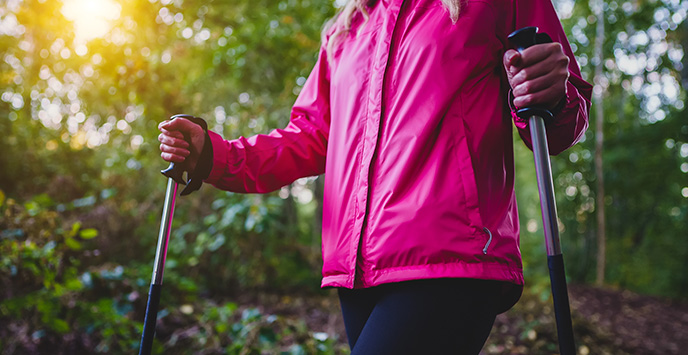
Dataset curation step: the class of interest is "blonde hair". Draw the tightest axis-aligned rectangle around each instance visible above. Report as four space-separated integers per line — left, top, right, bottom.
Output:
324 0 462 58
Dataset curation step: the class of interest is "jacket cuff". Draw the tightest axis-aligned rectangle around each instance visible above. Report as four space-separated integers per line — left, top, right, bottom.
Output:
508 88 567 128
548 80 580 128
508 89 529 129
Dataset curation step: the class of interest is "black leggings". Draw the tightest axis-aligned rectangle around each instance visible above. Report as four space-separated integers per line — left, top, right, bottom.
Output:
338 278 503 355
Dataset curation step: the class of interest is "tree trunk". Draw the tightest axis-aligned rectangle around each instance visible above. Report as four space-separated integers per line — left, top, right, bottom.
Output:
683 17 688 90
593 0 606 286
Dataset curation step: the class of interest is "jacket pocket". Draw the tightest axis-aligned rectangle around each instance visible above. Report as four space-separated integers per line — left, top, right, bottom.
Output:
449 103 484 230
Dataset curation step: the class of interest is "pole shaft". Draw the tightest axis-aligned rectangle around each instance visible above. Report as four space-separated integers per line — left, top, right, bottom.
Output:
152 178 178 285
529 115 562 256
139 283 162 355
529 115 576 354
549 254 576 355
139 178 178 355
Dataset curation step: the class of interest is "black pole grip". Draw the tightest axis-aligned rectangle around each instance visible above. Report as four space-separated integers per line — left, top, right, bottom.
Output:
161 163 186 185
508 26 538 51
548 254 576 355
139 283 162 355
160 114 210 196
507 27 555 121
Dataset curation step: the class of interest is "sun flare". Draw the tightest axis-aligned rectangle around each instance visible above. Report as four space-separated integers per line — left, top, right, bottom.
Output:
62 0 121 42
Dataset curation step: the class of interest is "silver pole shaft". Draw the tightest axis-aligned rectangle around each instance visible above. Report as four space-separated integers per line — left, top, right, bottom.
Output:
152 178 178 285
529 115 562 256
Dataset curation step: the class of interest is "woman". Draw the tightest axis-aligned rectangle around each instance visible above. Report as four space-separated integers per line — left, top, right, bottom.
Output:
159 0 591 353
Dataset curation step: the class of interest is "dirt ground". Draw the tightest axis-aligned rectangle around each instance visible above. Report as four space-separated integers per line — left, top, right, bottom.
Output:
566 284 688 355
261 283 688 355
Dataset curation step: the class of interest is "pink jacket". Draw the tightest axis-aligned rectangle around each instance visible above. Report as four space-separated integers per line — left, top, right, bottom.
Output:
205 0 592 290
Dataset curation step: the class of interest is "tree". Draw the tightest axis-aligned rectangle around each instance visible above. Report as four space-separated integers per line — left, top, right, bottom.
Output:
592 0 607 286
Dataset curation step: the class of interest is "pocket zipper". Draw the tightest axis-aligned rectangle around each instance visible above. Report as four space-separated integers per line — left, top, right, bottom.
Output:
482 227 493 255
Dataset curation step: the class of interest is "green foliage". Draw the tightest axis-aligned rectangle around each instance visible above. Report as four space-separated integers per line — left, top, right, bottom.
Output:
549 0 688 298
0 193 345 353
154 300 347 354
0 194 140 353
163 190 322 295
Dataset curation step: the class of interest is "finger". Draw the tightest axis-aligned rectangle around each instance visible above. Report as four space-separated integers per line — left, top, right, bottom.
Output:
160 143 190 156
158 133 189 149
502 49 521 75
511 44 568 84
159 127 186 139
160 144 190 161
512 71 568 99
510 55 569 88
513 83 567 109
518 43 564 67
160 151 188 163
159 118 200 146
160 117 199 132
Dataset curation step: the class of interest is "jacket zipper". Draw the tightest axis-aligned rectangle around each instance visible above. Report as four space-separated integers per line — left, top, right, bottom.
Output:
482 227 493 255
355 0 409 287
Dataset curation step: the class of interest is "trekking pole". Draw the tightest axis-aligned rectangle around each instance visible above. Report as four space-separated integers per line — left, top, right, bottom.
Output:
508 27 576 355
139 114 205 355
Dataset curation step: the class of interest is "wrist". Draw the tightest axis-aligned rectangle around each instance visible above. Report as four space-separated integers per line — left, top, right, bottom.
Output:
548 95 567 116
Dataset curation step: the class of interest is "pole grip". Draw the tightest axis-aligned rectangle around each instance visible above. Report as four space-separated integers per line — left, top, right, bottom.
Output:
548 254 576 355
507 26 553 52
507 27 555 122
161 162 186 185
160 114 209 195
139 283 162 355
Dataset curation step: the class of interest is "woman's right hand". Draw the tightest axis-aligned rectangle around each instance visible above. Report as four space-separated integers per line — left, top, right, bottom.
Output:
158 117 206 173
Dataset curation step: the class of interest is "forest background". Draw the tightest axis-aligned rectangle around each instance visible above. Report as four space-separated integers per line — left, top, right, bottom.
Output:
1 0 687 353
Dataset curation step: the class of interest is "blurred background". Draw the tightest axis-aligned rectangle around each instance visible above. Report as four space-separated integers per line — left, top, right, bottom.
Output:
0 0 686 354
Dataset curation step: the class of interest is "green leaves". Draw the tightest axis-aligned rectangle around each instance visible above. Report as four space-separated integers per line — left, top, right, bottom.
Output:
548 0 688 296
61 222 98 250
80 228 98 239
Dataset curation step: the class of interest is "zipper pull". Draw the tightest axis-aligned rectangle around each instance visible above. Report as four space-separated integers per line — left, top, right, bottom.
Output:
482 227 493 255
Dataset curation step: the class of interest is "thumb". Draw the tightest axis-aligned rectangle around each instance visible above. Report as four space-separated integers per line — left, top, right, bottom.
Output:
503 49 521 75
159 117 199 135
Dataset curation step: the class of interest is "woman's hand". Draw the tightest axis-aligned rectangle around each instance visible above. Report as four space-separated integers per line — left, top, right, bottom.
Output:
158 117 206 172
503 42 569 111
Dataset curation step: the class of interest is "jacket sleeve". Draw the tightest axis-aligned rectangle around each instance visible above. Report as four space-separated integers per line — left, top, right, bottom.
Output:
511 0 593 155
204 46 331 193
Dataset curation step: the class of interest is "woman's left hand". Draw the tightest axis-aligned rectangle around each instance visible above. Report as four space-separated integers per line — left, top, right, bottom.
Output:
503 43 569 111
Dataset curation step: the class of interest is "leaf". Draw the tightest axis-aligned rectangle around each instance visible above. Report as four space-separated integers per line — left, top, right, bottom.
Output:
65 277 83 291
207 234 225 251
64 237 82 250
69 222 82 238
43 241 56 253
215 323 228 333
79 228 98 239
24 201 40 216
49 318 70 334
0 189 5 207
